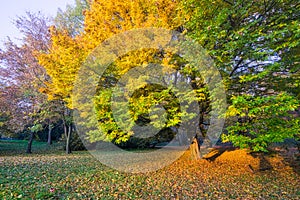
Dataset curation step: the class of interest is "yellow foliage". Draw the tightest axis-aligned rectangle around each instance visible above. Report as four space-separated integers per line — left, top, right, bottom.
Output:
83 0 181 49
226 105 240 117
38 0 182 109
37 27 87 108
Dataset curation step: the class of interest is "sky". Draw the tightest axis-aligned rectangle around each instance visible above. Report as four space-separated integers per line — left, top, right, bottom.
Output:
0 0 74 47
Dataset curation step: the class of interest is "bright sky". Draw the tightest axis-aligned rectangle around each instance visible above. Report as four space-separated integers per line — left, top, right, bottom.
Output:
0 0 74 47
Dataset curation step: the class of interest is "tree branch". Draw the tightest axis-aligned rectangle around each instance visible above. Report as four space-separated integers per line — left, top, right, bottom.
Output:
222 0 233 6
229 57 244 77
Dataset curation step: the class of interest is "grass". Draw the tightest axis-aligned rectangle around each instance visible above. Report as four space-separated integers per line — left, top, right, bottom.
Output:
0 140 63 156
0 140 299 199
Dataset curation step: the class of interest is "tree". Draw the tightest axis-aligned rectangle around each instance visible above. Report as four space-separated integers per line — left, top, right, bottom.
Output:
0 12 54 153
38 0 226 160
37 1 92 153
181 0 300 151
38 0 186 145
31 100 62 145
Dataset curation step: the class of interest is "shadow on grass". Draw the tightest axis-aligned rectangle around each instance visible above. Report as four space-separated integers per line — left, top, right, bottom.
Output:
202 145 237 162
202 142 300 175
269 139 300 175
280 147 300 175
247 148 299 175
248 152 273 173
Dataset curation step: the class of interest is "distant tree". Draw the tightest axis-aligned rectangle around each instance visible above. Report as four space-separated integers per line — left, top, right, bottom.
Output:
1 4 89 153
0 12 57 153
36 0 90 153
0 83 14 137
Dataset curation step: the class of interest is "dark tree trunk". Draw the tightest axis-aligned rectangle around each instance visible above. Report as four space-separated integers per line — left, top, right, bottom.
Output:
26 132 34 154
66 125 72 154
47 123 52 145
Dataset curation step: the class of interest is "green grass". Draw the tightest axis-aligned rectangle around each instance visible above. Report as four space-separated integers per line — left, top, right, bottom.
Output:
0 140 299 199
0 140 63 156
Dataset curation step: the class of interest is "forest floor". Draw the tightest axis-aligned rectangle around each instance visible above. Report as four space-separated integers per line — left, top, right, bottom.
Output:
0 140 299 199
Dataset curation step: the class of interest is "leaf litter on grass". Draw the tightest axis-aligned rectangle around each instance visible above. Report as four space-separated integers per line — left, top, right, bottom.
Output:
0 145 299 199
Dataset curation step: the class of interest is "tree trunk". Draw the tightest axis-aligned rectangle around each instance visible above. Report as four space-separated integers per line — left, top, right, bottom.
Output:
26 132 34 154
190 137 201 160
47 123 52 145
63 119 72 154
66 125 72 154
178 131 189 146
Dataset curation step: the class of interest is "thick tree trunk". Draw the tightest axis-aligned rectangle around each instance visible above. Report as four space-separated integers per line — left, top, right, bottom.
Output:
26 132 34 154
177 131 187 146
190 137 201 160
47 124 52 145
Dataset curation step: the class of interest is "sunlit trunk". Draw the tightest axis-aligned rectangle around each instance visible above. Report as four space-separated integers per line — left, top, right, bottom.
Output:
190 137 201 160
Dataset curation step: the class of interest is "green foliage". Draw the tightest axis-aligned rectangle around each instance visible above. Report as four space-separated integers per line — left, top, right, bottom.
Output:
92 71 199 144
29 124 43 133
0 112 11 137
181 0 300 151
54 0 89 37
223 93 300 152
181 0 300 78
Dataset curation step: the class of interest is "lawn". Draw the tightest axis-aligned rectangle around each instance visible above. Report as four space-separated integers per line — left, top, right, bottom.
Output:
0 140 299 199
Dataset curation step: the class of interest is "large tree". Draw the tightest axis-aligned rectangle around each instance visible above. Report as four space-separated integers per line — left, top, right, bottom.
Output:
181 0 300 151
38 0 211 157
